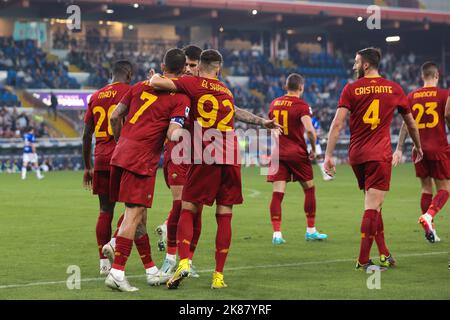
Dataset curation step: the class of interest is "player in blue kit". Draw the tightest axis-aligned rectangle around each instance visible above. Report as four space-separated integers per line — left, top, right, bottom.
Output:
307 116 334 181
21 127 44 180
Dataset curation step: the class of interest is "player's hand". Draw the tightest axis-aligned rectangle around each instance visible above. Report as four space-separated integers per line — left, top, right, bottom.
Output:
413 147 424 164
392 150 403 167
323 155 336 177
263 119 283 134
147 68 155 80
83 169 94 191
309 150 316 161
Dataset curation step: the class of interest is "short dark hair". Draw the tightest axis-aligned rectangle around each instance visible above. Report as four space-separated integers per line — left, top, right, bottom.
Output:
183 45 202 61
200 49 223 66
286 73 304 91
163 48 186 74
421 61 439 79
357 47 382 69
112 60 133 77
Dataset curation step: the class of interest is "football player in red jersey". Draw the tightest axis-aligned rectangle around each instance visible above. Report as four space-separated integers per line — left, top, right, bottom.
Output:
150 49 281 289
82 60 132 275
393 62 450 243
104 49 191 292
324 48 423 271
267 73 327 244
157 45 204 281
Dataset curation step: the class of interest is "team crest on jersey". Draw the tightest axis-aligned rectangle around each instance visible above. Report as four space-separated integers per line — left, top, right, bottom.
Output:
147 193 152 200
172 173 178 179
185 106 190 117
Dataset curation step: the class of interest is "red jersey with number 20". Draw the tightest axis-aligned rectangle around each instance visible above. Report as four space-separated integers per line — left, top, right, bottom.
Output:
110 80 190 176
172 75 238 165
84 82 131 171
408 87 449 160
338 76 410 165
268 95 312 161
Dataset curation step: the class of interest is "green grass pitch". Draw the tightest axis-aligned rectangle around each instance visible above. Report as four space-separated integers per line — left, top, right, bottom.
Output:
0 164 449 300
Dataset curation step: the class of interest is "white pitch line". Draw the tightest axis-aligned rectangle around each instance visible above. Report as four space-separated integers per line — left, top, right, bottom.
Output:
0 251 447 290
245 188 261 198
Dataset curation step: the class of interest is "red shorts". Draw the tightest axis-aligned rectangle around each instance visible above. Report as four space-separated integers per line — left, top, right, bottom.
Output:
182 164 243 206
110 166 156 208
163 160 188 188
351 161 392 191
414 158 450 180
92 170 110 196
267 158 313 182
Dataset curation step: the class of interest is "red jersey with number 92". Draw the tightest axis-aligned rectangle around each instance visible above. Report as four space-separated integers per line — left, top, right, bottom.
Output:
110 80 190 176
84 82 131 171
407 87 449 160
172 75 238 165
338 77 410 165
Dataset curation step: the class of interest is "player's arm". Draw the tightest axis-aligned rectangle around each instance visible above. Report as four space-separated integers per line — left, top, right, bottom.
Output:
324 107 348 176
301 115 317 160
392 122 408 166
110 102 129 142
234 106 282 132
149 74 177 91
445 96 450 131
400 112 423 163
167 117 185 142
82 121 94 190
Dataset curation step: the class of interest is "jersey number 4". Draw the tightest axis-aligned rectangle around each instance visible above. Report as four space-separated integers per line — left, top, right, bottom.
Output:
363 99 381 130
412 102 439 129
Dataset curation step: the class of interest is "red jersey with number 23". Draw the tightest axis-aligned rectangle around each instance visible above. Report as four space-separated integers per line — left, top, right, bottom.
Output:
268 95 312 161
110 80 190 176
338 76 410 165
172 75 238 165
408 87 449 160
84 82 131 171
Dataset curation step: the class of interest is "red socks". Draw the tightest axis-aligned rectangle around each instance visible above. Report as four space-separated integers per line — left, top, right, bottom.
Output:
304 187 316 228
96 211 113 259
358 209 378 265
190 206 203 260
134 234 155 269
427 190 449 218
421 193 433 214
215 213 232 273
112 236 133 270
112 213 124 239
374 210 390 257
167 200 182 255
270 192 284 232
177 209 195 260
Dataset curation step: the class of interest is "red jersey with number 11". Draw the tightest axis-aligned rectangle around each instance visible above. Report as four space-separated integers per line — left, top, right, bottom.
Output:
84 82 131 171
338 76 410 165
407 87 449 160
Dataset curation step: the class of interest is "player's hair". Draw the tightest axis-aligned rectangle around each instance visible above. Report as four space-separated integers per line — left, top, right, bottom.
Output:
163 48 186 75
112 60 133 78
199 49 223 73
357 47 382 69
26 126 34 132
286 73 305 91
421 61 439 79
183 45 202 61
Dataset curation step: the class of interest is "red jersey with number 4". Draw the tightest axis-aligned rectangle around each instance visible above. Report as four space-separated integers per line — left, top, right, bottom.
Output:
84 82 131 171
172 75 238 165
408 87 449 160
110 80 190 176
268 95 312 161
338 76 410 165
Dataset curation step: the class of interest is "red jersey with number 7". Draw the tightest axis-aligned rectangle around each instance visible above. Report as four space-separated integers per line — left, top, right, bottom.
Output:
268 95 312 161
338 76 410 165
110 80 190 176
172 75 238 165
84 82 131 171
407 87 449 160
